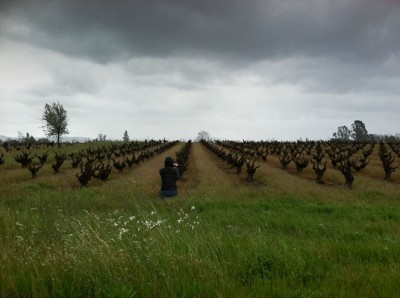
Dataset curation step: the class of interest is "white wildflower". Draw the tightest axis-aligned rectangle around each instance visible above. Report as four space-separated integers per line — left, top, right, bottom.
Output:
118 227 129 240
120 227 129 234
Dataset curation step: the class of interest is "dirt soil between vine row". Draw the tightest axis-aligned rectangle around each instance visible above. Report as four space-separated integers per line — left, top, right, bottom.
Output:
128 142 238 198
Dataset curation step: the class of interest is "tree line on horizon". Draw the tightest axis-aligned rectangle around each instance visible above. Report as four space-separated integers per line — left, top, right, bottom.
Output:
1 103 399 146
332 120 400 143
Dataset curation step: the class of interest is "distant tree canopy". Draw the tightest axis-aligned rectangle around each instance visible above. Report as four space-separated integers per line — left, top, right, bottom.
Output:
333 120 369 142
351 120 369 142
123 130 130 142
196 130 211 141
42 102 69 148
332 125 351 141
16 132 38 145
97 134 107 141
23 133 36 145
370 133 400 142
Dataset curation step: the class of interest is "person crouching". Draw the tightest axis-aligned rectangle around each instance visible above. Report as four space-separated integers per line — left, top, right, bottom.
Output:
159 157 180 198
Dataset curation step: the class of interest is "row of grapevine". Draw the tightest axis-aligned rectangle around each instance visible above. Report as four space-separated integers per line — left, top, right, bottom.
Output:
0 140 179 187
175 140 192 178
201 140 260 181
202 139 399 188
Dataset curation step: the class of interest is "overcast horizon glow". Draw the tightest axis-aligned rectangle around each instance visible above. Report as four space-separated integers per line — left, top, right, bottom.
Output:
1 0 399 141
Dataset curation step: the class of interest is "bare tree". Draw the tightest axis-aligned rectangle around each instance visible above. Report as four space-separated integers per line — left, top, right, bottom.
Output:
42 102 69 148
196 130 211 142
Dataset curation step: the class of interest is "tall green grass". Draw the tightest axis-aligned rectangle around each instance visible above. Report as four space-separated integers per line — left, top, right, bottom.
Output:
1 186 400 297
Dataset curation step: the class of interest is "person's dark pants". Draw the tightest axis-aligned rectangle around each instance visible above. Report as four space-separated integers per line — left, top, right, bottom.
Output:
160 189 178 198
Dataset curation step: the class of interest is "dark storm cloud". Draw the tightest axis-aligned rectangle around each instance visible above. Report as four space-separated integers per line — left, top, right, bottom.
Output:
2 0 399 98
3 0 399 64
1 0 399 140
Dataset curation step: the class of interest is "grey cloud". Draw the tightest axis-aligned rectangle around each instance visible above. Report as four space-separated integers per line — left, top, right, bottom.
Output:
3 0 399 64
250 54 400 96
122 57 233 91
28 71 102 97
2 0 398 98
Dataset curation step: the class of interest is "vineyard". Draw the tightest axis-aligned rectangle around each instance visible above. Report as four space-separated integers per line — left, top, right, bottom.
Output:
202 139 400 187
0 139 399 189
1 139 400 297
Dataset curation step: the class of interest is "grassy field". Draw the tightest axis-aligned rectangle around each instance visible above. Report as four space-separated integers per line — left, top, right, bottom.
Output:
0 142 399 297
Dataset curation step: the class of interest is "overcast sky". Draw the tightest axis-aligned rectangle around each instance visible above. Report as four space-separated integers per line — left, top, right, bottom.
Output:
0 0 399 141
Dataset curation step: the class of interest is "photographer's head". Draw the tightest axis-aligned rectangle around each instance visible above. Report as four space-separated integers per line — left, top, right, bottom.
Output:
164 156 174 167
